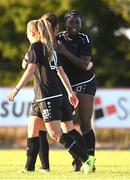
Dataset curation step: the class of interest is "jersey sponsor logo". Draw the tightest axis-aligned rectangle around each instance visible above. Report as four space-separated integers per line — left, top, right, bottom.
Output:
49 51 58 70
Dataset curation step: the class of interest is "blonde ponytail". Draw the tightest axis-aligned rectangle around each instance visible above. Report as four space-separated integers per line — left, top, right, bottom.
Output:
38 18 54 61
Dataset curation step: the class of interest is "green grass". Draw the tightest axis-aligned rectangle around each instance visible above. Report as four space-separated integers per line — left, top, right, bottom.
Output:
0 149 130 180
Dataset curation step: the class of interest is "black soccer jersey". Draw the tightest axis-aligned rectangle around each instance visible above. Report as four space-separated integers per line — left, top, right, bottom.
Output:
26 41 62 100
58 31 95 85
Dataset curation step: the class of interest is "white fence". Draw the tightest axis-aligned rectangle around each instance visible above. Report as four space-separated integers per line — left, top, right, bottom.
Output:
0 87 130 128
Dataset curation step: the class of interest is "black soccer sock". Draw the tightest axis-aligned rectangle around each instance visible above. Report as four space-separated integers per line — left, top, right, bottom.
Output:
25 137 40 171
59 133 88 163
67 129 88 165
83 129 96 156
67 129 88 154
39 130 50 170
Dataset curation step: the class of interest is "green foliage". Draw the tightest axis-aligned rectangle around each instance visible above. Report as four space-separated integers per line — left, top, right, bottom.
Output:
70 0 130 87
0 0 130 87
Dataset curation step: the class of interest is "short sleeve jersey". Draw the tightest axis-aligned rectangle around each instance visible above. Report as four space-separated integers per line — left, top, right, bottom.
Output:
26 41 62 99
58 31 95 85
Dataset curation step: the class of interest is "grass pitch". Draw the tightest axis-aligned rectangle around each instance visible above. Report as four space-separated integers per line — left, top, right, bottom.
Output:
0 149 130 180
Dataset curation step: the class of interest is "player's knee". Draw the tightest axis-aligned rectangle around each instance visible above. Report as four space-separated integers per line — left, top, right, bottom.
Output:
28 124 40 137
49 130 61 142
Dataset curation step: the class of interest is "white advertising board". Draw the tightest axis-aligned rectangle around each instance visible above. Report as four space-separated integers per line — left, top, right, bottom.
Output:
0 87 130 128
0 87 34 126
95 88 130 128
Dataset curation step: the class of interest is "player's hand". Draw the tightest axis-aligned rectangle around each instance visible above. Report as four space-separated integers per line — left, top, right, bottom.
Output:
52 41 58 49
56 42 66 55
7 88 19 101
69 94 79 108
86 61 93 70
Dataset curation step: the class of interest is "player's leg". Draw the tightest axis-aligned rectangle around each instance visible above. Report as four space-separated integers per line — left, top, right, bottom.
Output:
39 130 50 172
23 101 50 173
24 116 43 172
60 97 88 172
41 99 91 173
61 121 88 171
77 93 96 155
41 98 94 173
77 92 96 171
45 120 93 173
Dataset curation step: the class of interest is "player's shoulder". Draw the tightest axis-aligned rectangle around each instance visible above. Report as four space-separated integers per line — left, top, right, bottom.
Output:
78 32 92 44
58 31 66 39
31 41 43 49
30 42 46 55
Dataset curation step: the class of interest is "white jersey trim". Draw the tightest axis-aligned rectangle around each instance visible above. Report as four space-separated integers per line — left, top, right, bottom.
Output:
35 94 63 103
72 74 95 87
78 32 90 43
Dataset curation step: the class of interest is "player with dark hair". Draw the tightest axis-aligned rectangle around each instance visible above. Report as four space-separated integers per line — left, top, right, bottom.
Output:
7 13 95 174
57 9 97 172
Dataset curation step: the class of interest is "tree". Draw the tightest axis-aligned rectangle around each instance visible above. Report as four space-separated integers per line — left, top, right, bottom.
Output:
70 0 130 87
0 0 130 87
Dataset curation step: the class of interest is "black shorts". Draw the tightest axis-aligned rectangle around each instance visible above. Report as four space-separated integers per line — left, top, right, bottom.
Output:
61 96 74 122
30 96 73 122
72 75 97 96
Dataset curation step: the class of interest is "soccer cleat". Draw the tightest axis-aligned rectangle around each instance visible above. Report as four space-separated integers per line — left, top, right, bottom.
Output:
40 168 50 173
20 169 28 173
72 158 82 171
92 163 96 172
20 168 35 173
82 155 96 174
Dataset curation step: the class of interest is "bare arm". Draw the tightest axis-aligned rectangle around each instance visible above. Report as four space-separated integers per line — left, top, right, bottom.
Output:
57 66 79 108
57 43 93 71
7 63 36 101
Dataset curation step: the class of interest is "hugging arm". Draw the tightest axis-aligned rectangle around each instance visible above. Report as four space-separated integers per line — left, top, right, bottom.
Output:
57 43 93 71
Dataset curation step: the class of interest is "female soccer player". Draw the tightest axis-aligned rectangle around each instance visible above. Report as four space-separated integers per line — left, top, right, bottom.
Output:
21 13 85 173
57 9 97 171
7 14 95 174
